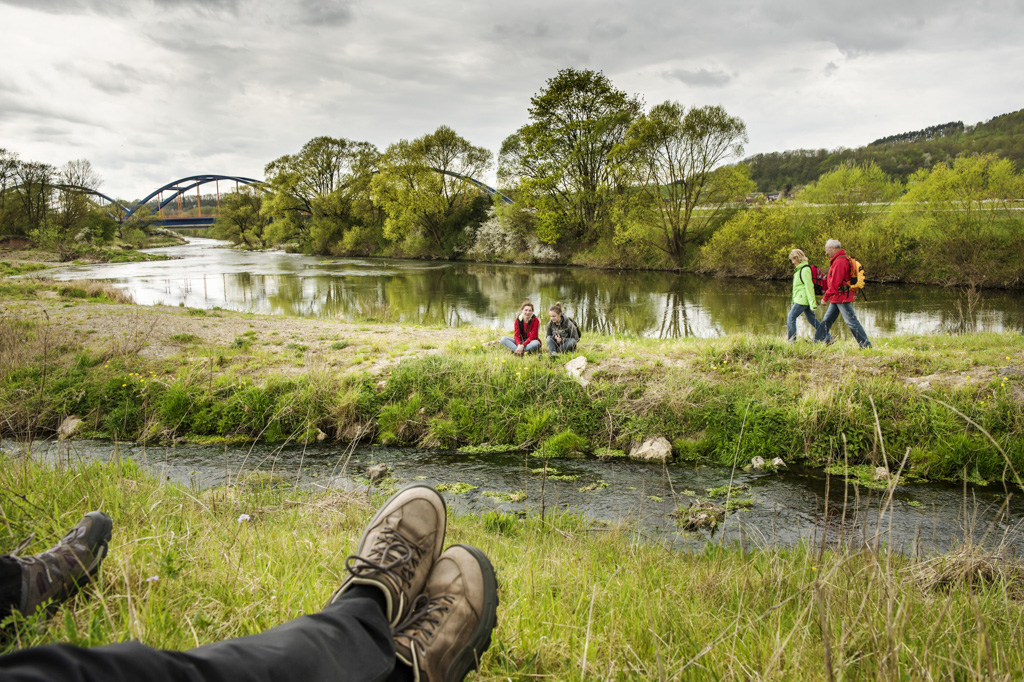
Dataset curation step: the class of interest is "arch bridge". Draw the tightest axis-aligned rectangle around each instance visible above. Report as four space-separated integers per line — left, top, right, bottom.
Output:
54 170 512 229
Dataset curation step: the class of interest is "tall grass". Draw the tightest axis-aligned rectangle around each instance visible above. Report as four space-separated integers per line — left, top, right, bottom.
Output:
2 455 1023 680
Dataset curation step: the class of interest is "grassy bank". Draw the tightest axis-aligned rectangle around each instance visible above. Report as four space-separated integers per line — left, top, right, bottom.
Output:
2 455 1023 679
1 292 1023 484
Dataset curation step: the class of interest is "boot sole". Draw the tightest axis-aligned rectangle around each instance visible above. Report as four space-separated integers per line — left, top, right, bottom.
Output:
80 511 114 576
445 544 499 682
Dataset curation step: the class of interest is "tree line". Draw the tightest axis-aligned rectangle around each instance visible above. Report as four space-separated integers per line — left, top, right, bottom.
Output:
746 109 1024 192
4 68 1024 285
0 149 158 259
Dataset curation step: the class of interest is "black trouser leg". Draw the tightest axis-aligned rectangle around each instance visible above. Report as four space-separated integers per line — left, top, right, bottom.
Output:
0 594 396 682
0 557 22 620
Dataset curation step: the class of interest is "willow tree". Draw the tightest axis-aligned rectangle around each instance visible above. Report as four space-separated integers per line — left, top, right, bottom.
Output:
371 125 492 256
498 68 642 246
263 136 380 251
612 102 752 266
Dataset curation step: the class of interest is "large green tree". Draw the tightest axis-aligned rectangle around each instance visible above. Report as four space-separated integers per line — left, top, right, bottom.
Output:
371 125 492 256
212 186 270 249
263 136 380 251
498 68 642 245
612 102 752 266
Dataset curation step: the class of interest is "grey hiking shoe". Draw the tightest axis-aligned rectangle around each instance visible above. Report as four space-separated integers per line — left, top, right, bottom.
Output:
394 544 499 682
327 484 446 627
14 511 113 615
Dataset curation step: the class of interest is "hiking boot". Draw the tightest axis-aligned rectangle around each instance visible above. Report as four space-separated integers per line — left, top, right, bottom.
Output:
14 511 113 615
327 484 446 627
394 544 499 682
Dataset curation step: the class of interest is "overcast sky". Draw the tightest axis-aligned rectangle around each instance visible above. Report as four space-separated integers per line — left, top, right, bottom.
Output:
2 0 1023 201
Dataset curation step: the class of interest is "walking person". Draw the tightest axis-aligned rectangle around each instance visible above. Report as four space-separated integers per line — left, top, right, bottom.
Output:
0 486 499 682
545 302 580 356
786 249 830 343
814 239 872 348
499 301 541 356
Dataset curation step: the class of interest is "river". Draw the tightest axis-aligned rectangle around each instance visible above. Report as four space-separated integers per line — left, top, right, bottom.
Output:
8 439 1021 552
41 237 1024 339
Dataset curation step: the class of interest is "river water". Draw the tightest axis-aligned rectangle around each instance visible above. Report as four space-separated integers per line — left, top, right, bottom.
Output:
28 238 1024 551
41 237 1024 339
9 439 1021 553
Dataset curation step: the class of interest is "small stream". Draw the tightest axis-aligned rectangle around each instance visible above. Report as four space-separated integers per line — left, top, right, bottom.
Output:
8 439 1021 554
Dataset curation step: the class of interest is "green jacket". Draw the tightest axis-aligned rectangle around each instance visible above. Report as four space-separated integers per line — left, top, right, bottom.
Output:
791 263 817 307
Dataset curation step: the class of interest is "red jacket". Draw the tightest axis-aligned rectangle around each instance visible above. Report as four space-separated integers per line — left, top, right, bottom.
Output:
823 249 856 303
513 316 540 345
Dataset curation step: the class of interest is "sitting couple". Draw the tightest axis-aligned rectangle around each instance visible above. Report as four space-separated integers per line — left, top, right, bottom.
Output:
499 301 580 357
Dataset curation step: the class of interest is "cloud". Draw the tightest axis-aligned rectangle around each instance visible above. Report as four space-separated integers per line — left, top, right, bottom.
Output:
294 0 353 26
823 61 838 77
0 0 240 14
665 67 733 88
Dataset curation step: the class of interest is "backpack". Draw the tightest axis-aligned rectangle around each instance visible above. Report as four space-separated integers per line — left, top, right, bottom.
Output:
809 265 827 297
846 257 866 292
569 317 582 339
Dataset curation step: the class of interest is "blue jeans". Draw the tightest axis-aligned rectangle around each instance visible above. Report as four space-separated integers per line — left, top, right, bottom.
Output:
547 337 578 354
787 304 829 342
814 302 872 348
500 337 541 354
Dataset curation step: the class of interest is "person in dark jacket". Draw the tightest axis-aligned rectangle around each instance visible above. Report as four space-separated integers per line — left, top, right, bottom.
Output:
814 239 872 348
499 301 541 356
545 302 580 355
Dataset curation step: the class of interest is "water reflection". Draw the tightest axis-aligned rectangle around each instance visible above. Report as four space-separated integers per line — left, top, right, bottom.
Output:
41 238 1024 339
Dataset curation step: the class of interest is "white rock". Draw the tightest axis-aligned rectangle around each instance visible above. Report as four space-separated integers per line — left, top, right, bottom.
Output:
873 467 890 482
629 436 673 462
564 356 589 387
771 457 787 469
751 456 766 470
57 416 84 441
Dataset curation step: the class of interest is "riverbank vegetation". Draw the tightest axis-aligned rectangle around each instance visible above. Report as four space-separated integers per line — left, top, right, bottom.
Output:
3 454 1023 679
1 296 1021 486
5 75 1024 287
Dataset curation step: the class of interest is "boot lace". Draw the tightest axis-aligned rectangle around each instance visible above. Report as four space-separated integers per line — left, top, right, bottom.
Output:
393 593 457 656
344 526 421 589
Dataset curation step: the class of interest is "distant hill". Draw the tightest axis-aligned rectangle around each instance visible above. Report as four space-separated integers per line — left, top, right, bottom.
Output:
743 109 1024 192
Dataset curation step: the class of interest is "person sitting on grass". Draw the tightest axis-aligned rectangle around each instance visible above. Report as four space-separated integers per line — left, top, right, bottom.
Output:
0 486 499 682
499 300 541 356
0 511 112 622
545 302 580 356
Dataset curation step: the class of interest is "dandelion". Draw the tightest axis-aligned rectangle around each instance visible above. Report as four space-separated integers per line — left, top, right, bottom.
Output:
146 575 159 583
122 384 126 387
238 513 251 523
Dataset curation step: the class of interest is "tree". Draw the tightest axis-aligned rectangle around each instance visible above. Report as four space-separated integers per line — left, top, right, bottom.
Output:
263 136 380 250
0 149 19 235
53 159 103 242
13 161 55 239
893 154 1024 286
371 125 492 256
612 102 752 266
798 160 903 223
498 68 642 245
212 186 269 249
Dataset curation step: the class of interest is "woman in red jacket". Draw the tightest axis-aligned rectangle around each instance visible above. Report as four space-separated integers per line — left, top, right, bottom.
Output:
499 301 541 356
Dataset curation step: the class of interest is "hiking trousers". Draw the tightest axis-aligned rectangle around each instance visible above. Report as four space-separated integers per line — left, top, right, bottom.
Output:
815 302 872 348
0 591 408 682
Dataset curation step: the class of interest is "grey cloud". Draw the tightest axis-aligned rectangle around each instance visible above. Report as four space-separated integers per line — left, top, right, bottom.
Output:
294 0 353 26
665 67 732 88
823 61 838 77
0 98 103 129
0 0 240 15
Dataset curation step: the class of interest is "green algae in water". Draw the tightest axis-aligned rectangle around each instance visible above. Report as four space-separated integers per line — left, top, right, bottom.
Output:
436 482 478 494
